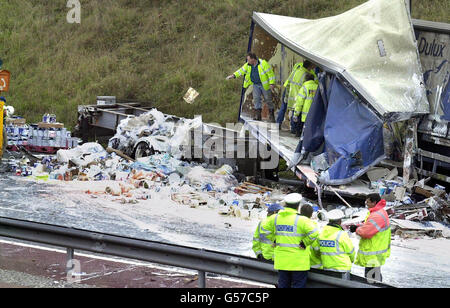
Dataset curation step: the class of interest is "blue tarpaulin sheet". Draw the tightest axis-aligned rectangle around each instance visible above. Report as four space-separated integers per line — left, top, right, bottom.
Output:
301 76 385 185
441 80 450 121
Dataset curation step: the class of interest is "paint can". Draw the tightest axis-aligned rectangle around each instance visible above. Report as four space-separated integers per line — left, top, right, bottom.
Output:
49 114 56 123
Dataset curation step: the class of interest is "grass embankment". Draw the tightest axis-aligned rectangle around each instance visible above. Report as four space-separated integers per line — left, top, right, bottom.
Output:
0 0 448 129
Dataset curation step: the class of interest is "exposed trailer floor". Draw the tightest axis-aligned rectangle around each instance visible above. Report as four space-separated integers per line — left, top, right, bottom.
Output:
242 116 378 198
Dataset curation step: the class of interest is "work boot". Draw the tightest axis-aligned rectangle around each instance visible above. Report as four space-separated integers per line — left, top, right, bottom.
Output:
268 109 275 123
253 109 262 121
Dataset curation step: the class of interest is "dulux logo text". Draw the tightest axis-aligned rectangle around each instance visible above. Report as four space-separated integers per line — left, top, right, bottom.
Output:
418 37 446 57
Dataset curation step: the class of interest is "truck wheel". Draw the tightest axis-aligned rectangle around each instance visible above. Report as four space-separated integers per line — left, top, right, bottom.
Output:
134 141 155 159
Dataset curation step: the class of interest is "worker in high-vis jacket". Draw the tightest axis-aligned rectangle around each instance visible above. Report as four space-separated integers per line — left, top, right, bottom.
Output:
277 60 316 132
300 203 322 270
227 52 276 122
350 194 391 283
252 203 284 262
312 209 355 280
292 74 318 137
261 193 319 288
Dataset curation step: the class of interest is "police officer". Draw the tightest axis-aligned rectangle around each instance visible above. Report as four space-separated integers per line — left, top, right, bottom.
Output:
252 203 284 262
261 193 319 288
312 209 355 280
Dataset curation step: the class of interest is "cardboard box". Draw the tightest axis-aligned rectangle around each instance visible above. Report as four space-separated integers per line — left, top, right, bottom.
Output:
6 118 26 125
37 122 64 129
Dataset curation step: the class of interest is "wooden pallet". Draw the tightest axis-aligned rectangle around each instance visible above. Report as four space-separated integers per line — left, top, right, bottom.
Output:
7 145 59 154
234 182 273 195
37 122 65 129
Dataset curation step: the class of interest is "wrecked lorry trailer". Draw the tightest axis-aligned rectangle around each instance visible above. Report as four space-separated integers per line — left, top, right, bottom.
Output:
237 0 450 199
414 20 450 184
75 97 281 179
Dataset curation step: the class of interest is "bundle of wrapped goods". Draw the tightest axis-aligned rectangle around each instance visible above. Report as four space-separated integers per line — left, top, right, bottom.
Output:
5 114 80 151
6 122 29 147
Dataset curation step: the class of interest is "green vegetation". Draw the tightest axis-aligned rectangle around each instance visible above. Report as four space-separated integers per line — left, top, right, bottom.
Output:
0 0 448 129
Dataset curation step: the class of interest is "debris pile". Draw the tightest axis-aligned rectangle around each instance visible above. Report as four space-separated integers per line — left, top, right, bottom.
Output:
4 108 283 222
107 108 200 159
322 166 450 239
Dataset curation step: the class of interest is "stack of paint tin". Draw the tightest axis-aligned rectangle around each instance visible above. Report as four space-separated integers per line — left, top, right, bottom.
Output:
6 113 81 151
5 123 29 146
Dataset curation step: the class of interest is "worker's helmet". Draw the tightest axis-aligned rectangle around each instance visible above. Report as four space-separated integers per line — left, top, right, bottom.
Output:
5 105 14 117
326 209 345 221
284 193 302 206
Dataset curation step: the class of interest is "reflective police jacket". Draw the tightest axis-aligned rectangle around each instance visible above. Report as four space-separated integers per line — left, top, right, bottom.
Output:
316 224 355 273
252 216 275 261
262 208 319 271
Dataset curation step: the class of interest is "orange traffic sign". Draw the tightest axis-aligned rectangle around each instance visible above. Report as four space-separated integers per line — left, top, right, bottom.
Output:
0 70 10 92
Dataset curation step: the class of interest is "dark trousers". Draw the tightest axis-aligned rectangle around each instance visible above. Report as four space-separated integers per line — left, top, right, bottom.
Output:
290 116 300 134
365 267 383 282
278 270 308 288
294 121 304 137
276 90 287 127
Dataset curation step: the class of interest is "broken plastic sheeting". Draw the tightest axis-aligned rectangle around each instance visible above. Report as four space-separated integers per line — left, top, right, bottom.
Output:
185 166 238 193
108 109 171 154
56 142 108 167
168 115 202 159
131 153 185 175
108 108 201 159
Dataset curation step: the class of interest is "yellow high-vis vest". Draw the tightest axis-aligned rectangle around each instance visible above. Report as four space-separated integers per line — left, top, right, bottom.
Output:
252 217 275 261
262 208 319 271
284 63 316 109
317 225 355 273
234 59 275 91
294 80 318 122
356 212 391 268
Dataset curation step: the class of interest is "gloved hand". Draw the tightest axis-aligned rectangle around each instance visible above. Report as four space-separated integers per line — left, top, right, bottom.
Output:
288 110 293 120
292 115 299 123
256 254 264 261
349 225 358 233
226 75 235 80
299 241 306 249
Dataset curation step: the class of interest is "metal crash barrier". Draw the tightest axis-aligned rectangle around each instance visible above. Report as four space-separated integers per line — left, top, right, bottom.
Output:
0 216 389 288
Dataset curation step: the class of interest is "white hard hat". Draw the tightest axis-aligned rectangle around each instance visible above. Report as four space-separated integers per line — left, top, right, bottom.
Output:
317 210 328 221
284 193 302 205
5 105 14 117
327 209 345 221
